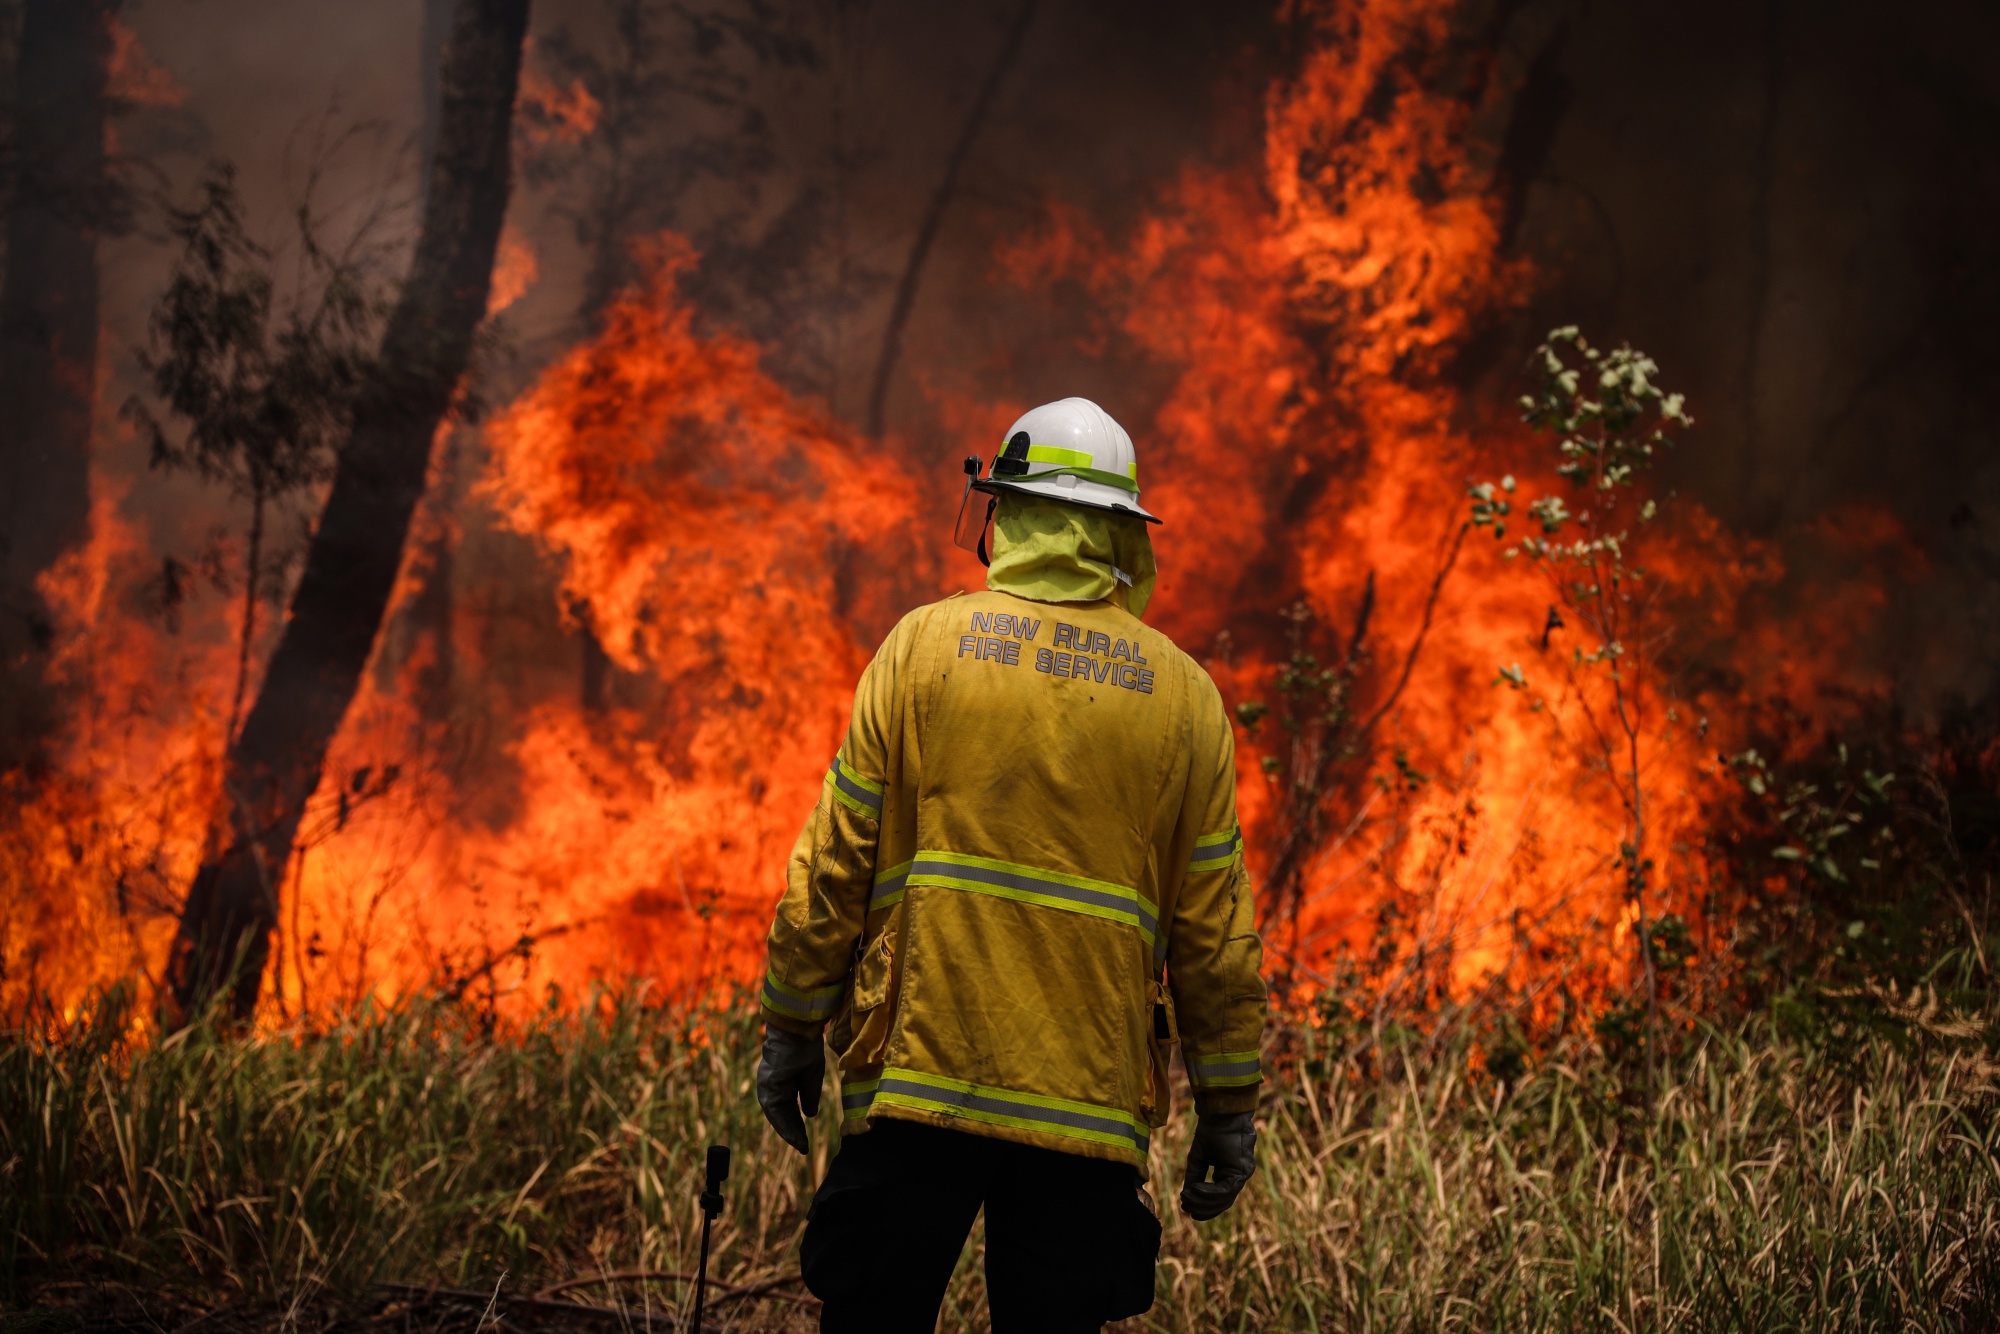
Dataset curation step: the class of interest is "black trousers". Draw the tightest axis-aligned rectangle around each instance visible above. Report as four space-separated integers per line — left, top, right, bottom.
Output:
800 1118 1161 1333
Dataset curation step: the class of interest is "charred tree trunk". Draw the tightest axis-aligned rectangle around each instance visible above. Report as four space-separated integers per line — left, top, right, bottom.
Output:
0 0 115 772
418 0 454 191
166 0 529 1021
1737 0 1786 529
1491 22 1571 254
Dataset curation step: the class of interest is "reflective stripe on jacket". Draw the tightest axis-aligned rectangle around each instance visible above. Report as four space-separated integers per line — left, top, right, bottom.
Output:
761 588 1265 1168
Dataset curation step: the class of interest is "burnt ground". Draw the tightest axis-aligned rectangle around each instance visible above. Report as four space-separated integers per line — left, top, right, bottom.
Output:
0 1281 819 1334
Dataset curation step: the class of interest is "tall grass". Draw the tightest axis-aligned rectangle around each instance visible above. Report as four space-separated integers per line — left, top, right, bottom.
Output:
3 989 1995 1331
0 989 811 1322
1172 1025 1999 1331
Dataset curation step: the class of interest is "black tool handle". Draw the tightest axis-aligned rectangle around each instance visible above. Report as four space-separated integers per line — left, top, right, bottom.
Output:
691 1143 729 1332
700 1143 730 1218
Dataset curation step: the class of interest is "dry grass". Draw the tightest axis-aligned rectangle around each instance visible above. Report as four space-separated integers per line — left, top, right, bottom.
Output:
3 989 1996 1332
1149 1026 1999 1331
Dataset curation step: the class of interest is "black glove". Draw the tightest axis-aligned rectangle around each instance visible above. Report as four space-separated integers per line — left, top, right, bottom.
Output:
1180 1111 1256 1221
756 1024 826 1155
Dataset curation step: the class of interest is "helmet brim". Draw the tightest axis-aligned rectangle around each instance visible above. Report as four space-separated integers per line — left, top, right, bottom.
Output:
972 476 1162 525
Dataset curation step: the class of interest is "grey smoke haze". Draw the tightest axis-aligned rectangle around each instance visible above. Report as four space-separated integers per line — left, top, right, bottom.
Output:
70 0 2000 711
1513 0 2000 705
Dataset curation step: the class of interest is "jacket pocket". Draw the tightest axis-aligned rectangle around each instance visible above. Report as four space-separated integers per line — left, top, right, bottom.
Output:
852 926 895 1012
841 927 897 1068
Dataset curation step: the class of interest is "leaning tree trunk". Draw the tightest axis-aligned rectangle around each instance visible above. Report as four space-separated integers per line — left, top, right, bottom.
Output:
166 0 530 1021
0 0 115 774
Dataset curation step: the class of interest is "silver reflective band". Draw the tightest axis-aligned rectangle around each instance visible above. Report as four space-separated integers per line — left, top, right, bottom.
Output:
1189 1057 1259 1081
1188 1048 1261 1088
860 1072 1160 1152
761 969 843 1021
841 1078 881 1119
1188 827 1240 873
870 860 911 912
908 855 1158 946
832 756 888 820
879 1075 1147 1150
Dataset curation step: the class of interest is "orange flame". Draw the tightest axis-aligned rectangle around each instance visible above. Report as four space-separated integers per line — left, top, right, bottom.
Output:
486 226 540 315
5 0 1887 1025
998 0 1809 1014
2 477 221 1013
107 18 187 109
261 238 936 1012
518 65 602 146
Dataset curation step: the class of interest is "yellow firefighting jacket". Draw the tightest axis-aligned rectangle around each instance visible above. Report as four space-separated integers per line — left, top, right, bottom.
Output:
760 504 1265 1169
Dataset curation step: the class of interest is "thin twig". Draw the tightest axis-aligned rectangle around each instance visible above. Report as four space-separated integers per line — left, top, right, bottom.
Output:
225 482 265 745
1265 517 1471 938
711 1276 818 1309
532 1270 813 1306
865 0 1040 438
1357 520 1471 742
535 1270 700 1300
477 1270 507 1333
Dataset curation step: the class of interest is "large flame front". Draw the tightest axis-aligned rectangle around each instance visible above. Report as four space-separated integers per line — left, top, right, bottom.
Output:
4 0 1867 1024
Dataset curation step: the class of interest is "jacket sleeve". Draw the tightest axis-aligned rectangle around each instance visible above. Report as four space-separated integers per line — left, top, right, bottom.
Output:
1166 675 1267 1114
759 620 905 1035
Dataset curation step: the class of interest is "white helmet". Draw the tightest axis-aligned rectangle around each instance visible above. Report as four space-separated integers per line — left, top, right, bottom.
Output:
972 397 1159 524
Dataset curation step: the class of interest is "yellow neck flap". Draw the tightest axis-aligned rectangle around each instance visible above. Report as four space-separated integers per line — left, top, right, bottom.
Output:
985 492 1156 619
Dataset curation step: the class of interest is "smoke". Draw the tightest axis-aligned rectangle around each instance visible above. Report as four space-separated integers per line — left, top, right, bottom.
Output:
1506 0 2000 710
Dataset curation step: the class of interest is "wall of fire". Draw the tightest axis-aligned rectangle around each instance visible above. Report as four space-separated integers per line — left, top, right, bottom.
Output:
3 0 1994 1017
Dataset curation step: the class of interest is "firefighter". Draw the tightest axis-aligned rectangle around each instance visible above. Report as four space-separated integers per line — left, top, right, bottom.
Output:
756 396 1265 1332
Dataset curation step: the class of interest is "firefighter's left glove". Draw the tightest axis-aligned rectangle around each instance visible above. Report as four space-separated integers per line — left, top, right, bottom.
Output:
757 1024 826 1156
1180 1111 1256 1221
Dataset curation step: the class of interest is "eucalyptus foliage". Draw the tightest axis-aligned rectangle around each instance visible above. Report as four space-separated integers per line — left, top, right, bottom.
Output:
1470 326 1695 1101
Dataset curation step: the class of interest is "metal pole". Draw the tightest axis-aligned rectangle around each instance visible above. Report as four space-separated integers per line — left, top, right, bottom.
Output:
691 1144 729 1332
